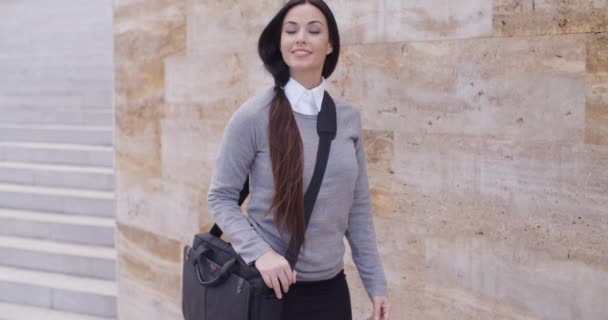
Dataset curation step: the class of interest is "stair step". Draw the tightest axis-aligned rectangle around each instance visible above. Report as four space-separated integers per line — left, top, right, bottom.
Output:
0 64 112 73
0 183 113 198
0 208 114 247
0 74 111 85
0 46 110 58
0 183 114 217
0 235 114 259
0 89 110 99
0 265 116 318
0 87 109 99
0 107 112 126
0 94 111 109
0 63 111 74
0 53 111 64
0 77 109 88
0 161 113 190
0 142 113 167
0 302 114 320
0 235 115 280
0 125 112 146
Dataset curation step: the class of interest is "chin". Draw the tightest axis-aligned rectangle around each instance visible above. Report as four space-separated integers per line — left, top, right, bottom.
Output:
286 63 322 74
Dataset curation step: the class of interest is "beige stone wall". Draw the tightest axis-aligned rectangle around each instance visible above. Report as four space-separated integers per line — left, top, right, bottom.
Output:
113 0 608 319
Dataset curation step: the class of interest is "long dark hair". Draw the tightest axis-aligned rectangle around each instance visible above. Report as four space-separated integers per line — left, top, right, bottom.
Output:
258 0 340 253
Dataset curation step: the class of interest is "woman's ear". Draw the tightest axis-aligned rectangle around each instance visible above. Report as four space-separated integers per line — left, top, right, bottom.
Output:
327 43 334 55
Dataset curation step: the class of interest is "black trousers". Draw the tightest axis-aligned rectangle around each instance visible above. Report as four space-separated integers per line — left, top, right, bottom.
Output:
281 270 352 320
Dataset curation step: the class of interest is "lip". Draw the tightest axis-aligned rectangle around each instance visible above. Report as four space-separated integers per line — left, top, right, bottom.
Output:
292 49 312 57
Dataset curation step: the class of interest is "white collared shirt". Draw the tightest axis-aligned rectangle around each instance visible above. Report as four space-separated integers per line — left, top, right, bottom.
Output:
284 77 325 116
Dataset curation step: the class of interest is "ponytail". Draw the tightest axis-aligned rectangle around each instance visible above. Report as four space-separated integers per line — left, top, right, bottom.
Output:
267 87 305 254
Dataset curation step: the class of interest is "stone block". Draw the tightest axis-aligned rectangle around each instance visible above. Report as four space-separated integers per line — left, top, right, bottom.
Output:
187 0 283 54
331 0 493 44
493 0 608 36
362 129 396 218
330 34 586 143
0 189 114 217
115 173 201 244
585 33 608 145
164 53 273 114
116 223 182 305
118 277 182 320
0 144 113 167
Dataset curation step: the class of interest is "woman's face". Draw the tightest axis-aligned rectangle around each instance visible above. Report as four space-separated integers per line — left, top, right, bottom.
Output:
280 3 333 79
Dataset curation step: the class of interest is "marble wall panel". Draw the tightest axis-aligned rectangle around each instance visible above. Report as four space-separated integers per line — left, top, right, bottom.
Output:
159 118 222 189
345 211 607 320
114 2 190 317
586 73 608 145
188 0 493 50
158 117 230 230
363 129 397 218
118 278 183 320
393 133 608 266
370 186 608 319
115 0 608 318
345 216 419 319
164 53 273 122
187 0 283 54
330 34 586 143
115 171 202 244
329 0 493 44
494 0 608 36
116 223 182 309
114 0 187 178
422 236 607 319
587 32 608 74
585 33 608 145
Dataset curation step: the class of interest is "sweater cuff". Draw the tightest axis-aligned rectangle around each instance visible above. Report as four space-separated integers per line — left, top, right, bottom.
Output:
239 238 273 266
365 281 388 298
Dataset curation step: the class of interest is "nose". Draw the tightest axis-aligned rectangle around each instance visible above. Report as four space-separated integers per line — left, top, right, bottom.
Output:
295 30 307 45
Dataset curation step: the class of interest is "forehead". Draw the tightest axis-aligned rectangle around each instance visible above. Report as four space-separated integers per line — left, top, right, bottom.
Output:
283 3 327 24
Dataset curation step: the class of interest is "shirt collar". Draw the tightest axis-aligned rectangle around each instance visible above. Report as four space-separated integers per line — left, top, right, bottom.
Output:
284 77 326 114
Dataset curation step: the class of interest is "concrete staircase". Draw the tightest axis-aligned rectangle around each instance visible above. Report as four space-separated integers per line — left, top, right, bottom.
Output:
0 113 117 320
0 0 116 319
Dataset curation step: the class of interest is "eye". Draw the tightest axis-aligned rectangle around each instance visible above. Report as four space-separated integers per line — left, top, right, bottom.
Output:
284 27 298 34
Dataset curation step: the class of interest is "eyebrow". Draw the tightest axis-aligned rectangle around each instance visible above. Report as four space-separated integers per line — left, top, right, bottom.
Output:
283 20 324 26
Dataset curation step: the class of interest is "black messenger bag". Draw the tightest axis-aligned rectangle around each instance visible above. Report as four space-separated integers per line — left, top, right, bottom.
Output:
182 92 337 320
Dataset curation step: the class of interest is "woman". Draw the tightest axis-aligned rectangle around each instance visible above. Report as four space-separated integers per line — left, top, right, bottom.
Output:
207 1 390 319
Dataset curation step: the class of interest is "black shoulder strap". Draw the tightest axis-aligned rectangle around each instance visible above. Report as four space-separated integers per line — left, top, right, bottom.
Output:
210 91 337 269
284 91 336 268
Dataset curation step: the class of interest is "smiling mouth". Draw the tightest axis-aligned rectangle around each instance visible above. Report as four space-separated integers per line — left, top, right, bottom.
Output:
292 50 312 56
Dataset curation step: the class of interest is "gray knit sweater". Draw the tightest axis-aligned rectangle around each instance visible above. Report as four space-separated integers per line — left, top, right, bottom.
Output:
207 88 387 297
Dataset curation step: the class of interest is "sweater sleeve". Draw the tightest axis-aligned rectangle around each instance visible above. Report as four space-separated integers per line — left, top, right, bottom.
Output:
345 111 388 298
207 106 272 265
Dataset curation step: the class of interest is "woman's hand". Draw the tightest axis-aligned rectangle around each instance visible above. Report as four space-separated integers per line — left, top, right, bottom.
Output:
368 296 390 320
254 250 297 299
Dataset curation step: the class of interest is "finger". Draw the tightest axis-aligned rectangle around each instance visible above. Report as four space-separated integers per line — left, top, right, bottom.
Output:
277 269 291 294
270 274 282 299
373 300 381 320
378 300 389 320
261 273 273 289
384 302 391 320
293 270 297 284
287 269 296 285
284 267 295 286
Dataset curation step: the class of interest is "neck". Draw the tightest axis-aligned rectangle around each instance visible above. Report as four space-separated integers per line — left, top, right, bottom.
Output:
290 71 323 90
